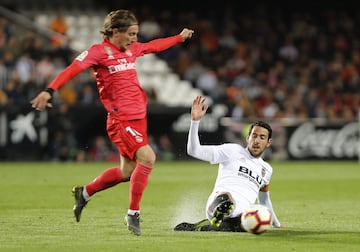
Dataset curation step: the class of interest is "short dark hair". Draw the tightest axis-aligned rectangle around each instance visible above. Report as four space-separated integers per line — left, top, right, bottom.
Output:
248 121 272 139
101 10 138 38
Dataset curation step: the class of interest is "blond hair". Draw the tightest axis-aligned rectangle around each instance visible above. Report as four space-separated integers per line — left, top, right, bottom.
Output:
101 10 138 39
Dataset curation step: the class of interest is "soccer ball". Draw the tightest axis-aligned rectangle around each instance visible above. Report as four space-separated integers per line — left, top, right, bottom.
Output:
240 205 272 235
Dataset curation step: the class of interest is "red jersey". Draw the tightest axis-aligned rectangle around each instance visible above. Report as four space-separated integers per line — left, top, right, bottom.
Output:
48 35 183 120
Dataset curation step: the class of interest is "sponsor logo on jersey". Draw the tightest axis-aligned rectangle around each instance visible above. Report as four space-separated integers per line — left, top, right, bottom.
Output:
76 50 88 61
238 166 263 188
108 59 136 74
261 167 266 177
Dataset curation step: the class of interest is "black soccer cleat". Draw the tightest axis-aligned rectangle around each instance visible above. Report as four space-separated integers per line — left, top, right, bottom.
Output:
209 194 234 227
124 213 142 236
174 219 210 231
72 186 88 222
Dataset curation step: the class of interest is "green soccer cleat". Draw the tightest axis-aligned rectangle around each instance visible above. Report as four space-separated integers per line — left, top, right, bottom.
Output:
72 186 88 222
174 219 211 231
124 213 142 236
210 200 234 227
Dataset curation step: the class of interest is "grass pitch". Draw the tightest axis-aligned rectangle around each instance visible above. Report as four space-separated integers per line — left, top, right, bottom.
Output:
0 160 359 251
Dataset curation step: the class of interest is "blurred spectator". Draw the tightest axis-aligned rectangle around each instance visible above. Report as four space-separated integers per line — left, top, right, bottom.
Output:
58 81 77 105
218 23 238 50
1 51 16 68
49 11 68 46
79 83 97 105
182 59 205 86
15 53 34 84
195 67 225 102
278 35 299 63
48 129 73 161
0 88 7 104
198 20 219 53
3 79 25 104
89 136 111 161
0 17 12 46
0 28 7 49
139 17 161 40
157 134 175 161
46 104 78 161
35 55 55 86
26 37 46 61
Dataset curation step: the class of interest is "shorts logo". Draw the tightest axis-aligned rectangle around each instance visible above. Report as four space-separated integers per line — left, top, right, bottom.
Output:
125 126 143 143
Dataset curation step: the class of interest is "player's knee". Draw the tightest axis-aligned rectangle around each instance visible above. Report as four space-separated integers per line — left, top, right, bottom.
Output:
136 146 156 166
214 192 232 203
208 192 233 213
143 152 156 166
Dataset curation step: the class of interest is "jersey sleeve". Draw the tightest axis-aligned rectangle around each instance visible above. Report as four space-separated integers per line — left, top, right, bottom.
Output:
133 35 183 56
74 45 102 69
48 45 101 90
187 120 238 164
48 61 84 90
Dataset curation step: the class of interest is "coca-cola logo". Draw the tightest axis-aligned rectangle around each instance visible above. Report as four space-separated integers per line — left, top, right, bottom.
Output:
288 122 360 159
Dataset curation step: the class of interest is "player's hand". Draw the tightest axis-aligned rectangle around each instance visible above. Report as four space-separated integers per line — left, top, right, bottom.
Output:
191 96 208 121
180 28 194 41
30 91 53 111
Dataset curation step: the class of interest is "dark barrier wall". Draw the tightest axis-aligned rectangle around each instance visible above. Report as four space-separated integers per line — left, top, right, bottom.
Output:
1 105 358 161
0 105 47 160
0 105 108 160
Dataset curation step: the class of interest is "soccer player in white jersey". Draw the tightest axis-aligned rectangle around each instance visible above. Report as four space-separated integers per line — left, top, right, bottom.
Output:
174 96 281 232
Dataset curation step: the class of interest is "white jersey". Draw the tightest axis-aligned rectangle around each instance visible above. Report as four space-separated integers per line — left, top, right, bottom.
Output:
187 120 273 218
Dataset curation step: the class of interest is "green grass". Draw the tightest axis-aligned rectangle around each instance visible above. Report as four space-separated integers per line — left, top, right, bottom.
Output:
0 161 359 252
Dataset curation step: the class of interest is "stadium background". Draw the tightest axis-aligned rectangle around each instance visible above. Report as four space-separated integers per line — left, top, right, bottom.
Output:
0 0 359 161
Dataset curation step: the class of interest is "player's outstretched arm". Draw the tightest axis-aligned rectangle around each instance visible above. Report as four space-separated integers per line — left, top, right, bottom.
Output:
30 61 84 111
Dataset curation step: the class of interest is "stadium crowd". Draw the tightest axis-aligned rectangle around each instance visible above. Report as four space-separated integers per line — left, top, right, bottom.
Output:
1 3 359 161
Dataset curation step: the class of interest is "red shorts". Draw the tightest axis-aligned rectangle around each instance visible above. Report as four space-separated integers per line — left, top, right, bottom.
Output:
106 115 148 160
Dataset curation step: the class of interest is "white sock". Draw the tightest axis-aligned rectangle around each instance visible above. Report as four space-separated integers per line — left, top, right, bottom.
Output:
82 187 90 201
127 210 140 215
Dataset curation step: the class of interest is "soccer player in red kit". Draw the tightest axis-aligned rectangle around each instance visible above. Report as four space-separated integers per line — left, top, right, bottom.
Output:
30 9 194 236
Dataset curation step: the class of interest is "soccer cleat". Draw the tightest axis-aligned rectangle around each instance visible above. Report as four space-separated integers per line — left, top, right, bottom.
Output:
210 199 234 227
124 213 142 236
174 217 243 232
72 186 88 222
174 219 210 231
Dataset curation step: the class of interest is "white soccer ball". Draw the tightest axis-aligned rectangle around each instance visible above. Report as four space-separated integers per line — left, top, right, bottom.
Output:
240 205 272 235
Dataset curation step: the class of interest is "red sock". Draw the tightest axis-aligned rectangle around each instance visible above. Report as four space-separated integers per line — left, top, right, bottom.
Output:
85 167 126 196
129 163 153 211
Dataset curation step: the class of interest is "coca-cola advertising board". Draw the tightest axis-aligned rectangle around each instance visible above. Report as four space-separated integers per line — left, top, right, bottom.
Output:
286 121 360 160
